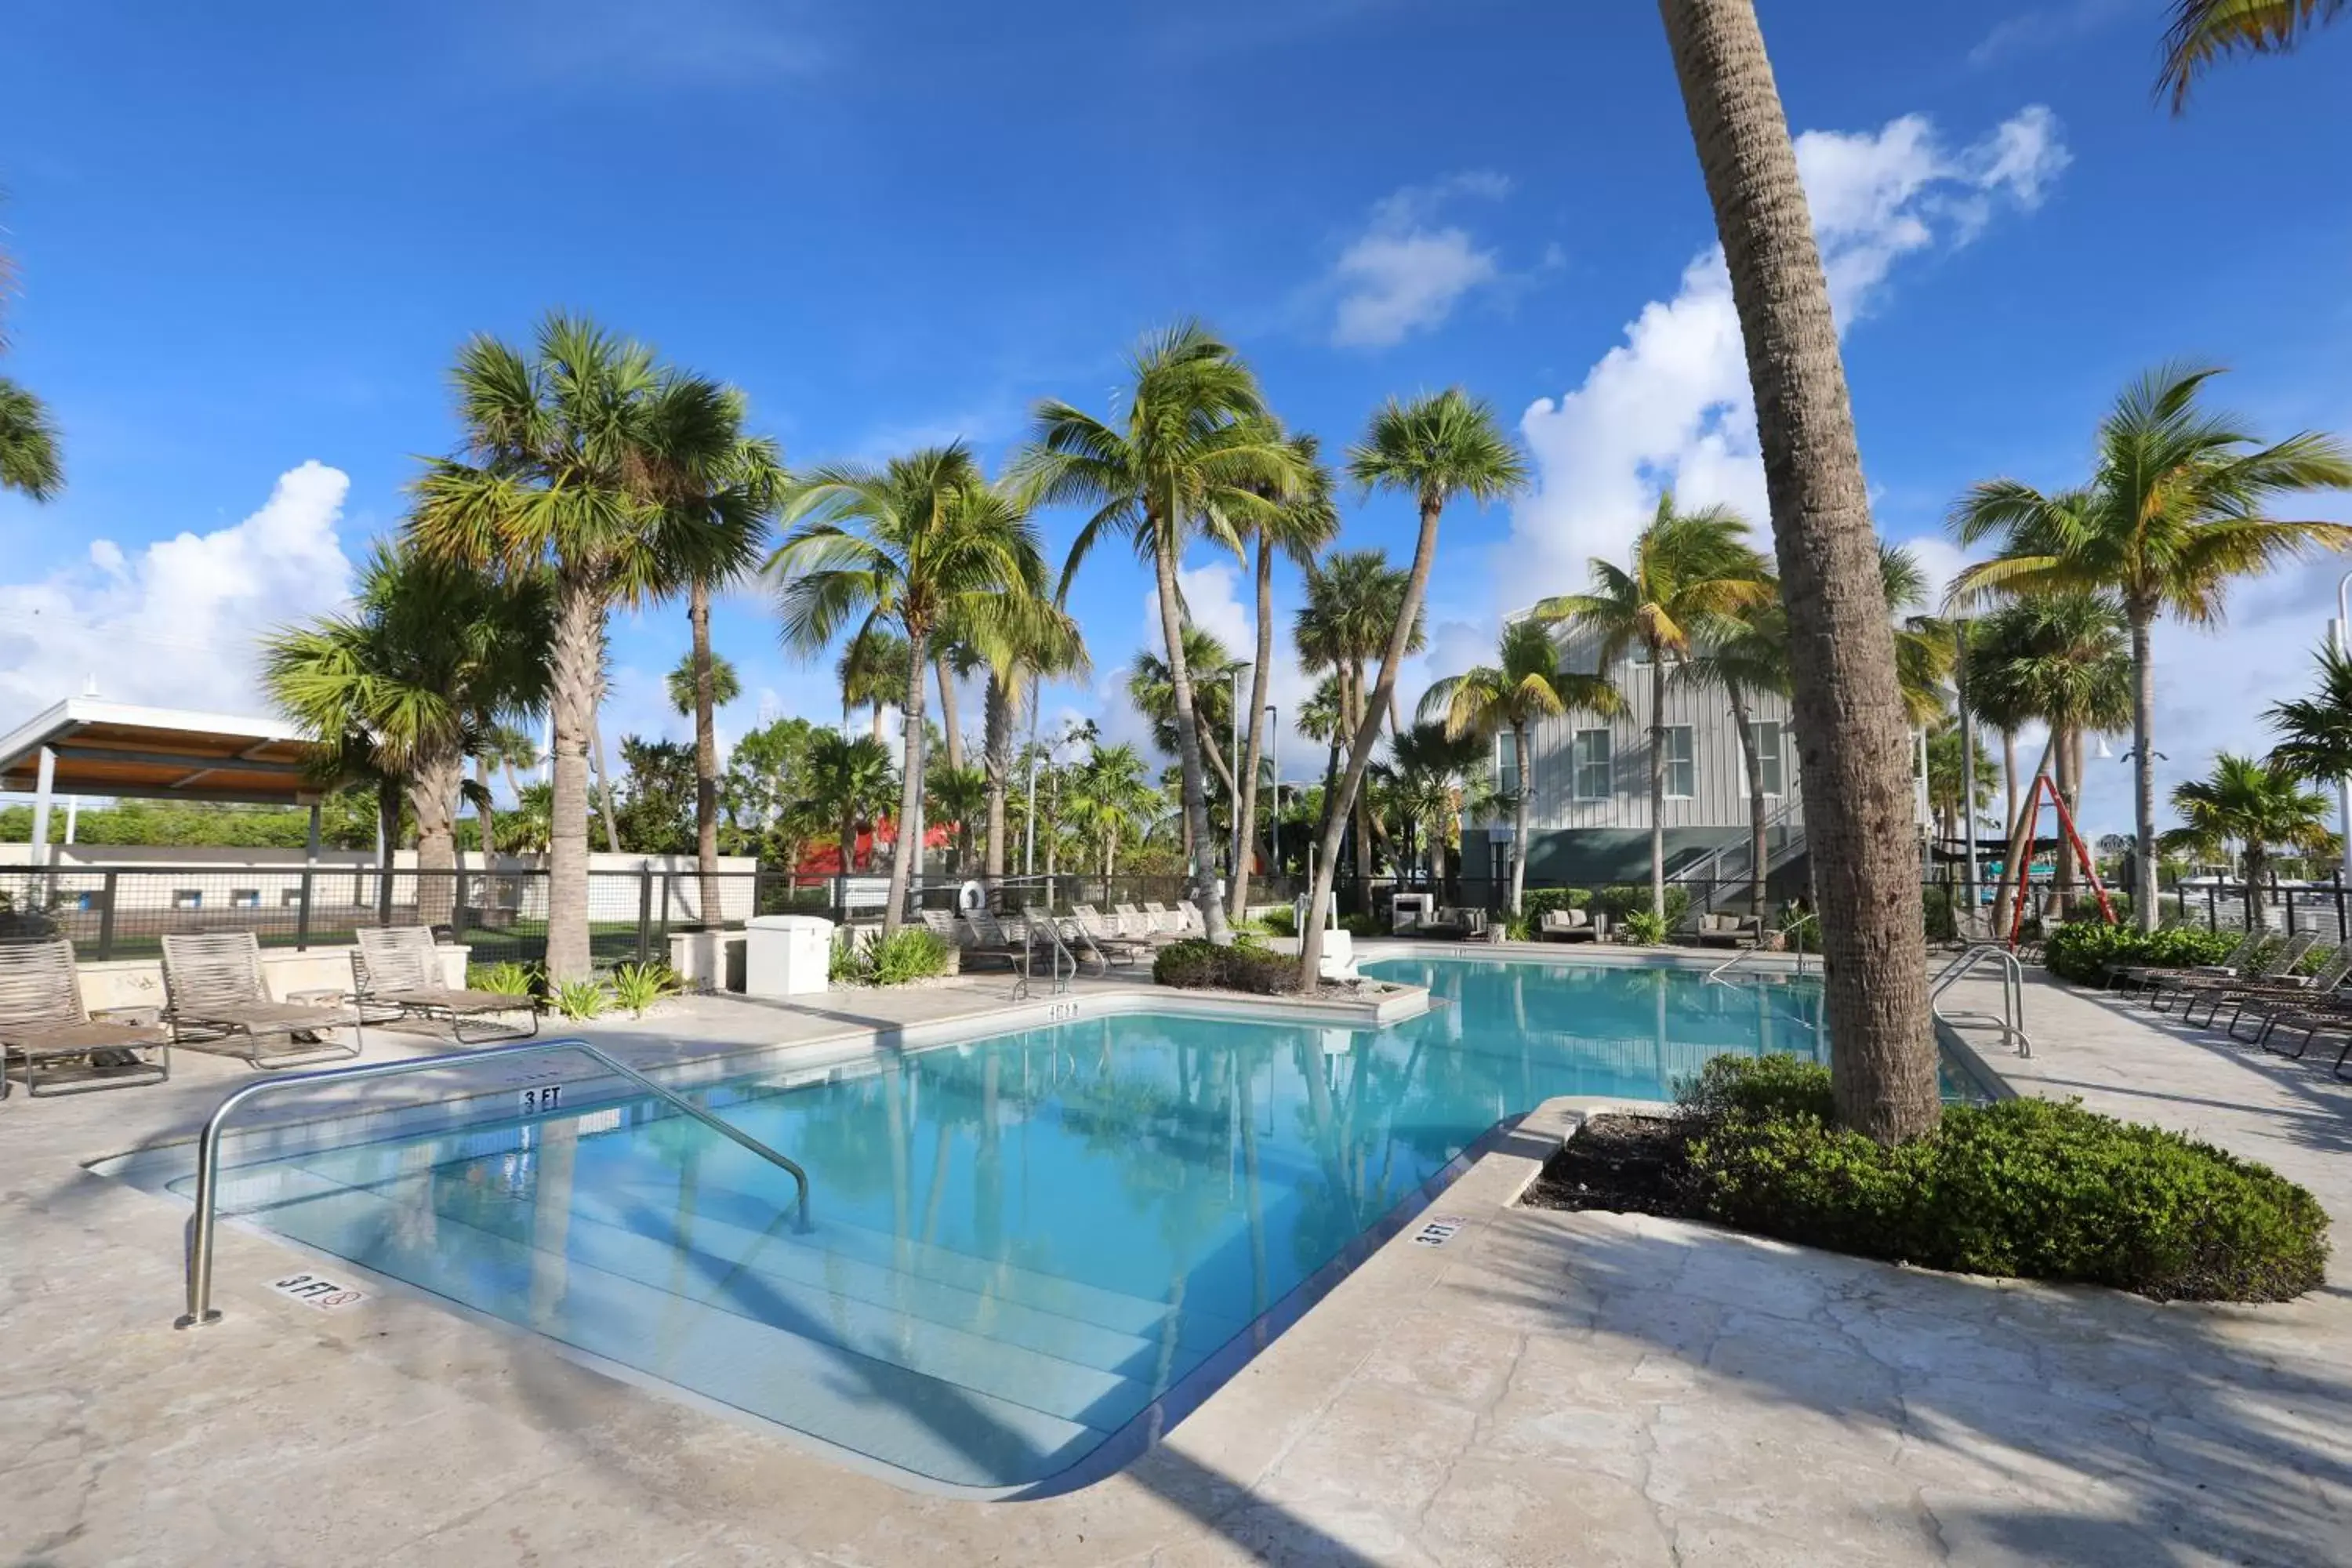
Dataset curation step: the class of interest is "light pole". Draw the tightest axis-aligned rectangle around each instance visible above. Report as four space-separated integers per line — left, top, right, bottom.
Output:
1955 619 1980 937
2335 571 2352 890
1229 665 1246 879
1022 684 1042 877
1267 706 1279 884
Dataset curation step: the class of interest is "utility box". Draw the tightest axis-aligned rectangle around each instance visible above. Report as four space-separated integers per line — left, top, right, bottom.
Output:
745 915 833 998
1390 892 1434 934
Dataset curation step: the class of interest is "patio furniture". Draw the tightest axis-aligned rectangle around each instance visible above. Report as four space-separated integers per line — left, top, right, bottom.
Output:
1141 902 1182 935
2147 931 2319 1014
1693 913 1765 949
1537 907 1606 944
2109 930 2263 996
161 931 367 1069
2184 942 2352 1032
1114 904 1168 942
958 908 1039 975
0 938 170 1098
2245 1000 2352 1079
1022 903 1104 975
1071 905 1154 966
1421 906 1489 940
352 926 539 1044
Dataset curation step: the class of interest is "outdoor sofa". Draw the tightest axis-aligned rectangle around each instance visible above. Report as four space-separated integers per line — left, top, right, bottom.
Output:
1537 908 1606 943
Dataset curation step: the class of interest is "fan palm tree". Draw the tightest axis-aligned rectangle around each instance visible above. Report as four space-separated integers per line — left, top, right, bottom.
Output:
837 628 909 740
1233 434 1338 918
771 445 1045 936
797 731 897 877
2160 0 2343 109
1419 621 1622 915
1385 720 1507 902
263 542 550 928
0 243 62 503
1300 390 1528 986
1534 492 1772 919
1296 547 1425 906
472 720 543 860
925 763 989 873
1658 0 1943 1142
2268 641 2352 780
667 649 742 717
1950 364 2352 933
1015 321 1304 944
408 313 742 981
1128 627 1246 828
2161 753 2338 929
1881 543 1957 726
1065 742 1156 878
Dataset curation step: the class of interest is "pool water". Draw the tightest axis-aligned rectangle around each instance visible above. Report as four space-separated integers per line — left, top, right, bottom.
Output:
173 955 1828 1491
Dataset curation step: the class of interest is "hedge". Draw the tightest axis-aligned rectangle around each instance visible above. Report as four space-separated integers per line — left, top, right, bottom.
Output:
1152 938 1303 995
2042 920 2241 985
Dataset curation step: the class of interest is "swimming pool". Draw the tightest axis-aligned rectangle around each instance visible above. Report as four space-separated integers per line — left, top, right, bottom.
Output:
140 954 1830 1492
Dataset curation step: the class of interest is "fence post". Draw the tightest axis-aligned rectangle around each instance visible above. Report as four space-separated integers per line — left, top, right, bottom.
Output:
750 866 766 923
2287 882 2299 938
96 869 118 962
2336 870 2347 943
295 869 314 952
637 868 655 966
2206 883 2217 931
453 871 472 945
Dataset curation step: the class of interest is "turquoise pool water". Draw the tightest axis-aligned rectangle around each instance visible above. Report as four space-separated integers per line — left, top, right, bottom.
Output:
172 955 1828 1491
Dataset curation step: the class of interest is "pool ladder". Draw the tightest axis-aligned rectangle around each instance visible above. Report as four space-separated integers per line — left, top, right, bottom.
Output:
172 1036 811 1330
1932 943 2032 1058
1704 913 1817 983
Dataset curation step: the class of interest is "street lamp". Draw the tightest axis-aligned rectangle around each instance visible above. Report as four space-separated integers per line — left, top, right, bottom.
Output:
1267 706 1279 881
2334 570 2352 887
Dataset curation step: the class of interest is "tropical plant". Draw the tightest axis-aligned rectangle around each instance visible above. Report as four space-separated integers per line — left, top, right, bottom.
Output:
975 600 1088 886
1299 390 1529 986
1381 722 1490 898
2160 754 2338 929
1128 626 1246 848
551 976 610 1021
796 730 897 876
836 628 910 741
1534 492 1772 919
666 649 742 717
1296 548 1425 906
924 763 989 873
1657 0 1940 1142
1924 724 2001 849
1017 321 1305 944
467 960 541 998
1419 621 1621 914
1620 909 1671 947
2160 0 2344 109
771 445 1046 936
408 313 750 982
1065 741 1157 878
1951 364 2352 935
608 960 683 1016
262 541 551 927
0 241 61 502
2267 642 2352 782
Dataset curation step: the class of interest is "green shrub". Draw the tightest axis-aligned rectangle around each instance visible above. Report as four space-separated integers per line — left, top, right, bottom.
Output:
1338 913 1378 938
1620 909 1670 946
1673 1055 2328 1302
608 960 681 1016
552 978 609 1021
1520 887 1591 918
1260 906 1298 937
2042 920 2241 985
1922 886 1958 942
1153 938 1303 995
1594 884 1690 931
828 934 866 985
869 927 953 985
468 960 540 998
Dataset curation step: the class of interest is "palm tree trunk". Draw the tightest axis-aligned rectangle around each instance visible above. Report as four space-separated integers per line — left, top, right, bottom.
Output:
1510 723 1533 915
2053 725 2078 919
589 706 621 855
1153 520 1232 943
936 654 965 774
2129 603 2158 932
1303 495 1446 985
1660 0 1936 1142
1347 667 1374 914
1730 685 1766 917
475 753 497 860
1648 649 1668 919
870 704 885 743
689 576 723 928
885 625 930 938
408 747 464 931
1232 538 1276 920
546 575 602 982
982 672 1012 888
840 813 858 880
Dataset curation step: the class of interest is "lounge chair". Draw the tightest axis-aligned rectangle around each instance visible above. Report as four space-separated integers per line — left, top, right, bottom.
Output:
2183 942 2352 1032
1022 903 1105 975
1072 906 1153 966
2245 1000 2352 1079
959 908 1036 976
2148 931 2319 1014
1113 904 1167 942
2109 930 2262 996
353 927 539 1044
1693 913 1766 949
1538 907 1606 944
162 931 366 1069
1141 902 1181 935
0 938 170 1098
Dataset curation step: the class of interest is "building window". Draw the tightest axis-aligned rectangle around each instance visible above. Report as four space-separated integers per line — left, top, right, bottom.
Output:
1748 720 1784 796
1664 727 1695 799
1573 729 1613 800
1494 735 1519 800
172 889 201 910
230 888 260 909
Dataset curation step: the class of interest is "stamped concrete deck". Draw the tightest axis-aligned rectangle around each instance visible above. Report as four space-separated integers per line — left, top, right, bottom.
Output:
5 960 2347 1566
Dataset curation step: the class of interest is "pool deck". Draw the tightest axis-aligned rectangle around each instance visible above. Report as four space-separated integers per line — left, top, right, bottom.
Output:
5 953 2348 1565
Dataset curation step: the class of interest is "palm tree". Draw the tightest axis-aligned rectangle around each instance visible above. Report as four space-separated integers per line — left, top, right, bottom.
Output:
1881 543 1957 726
474 720 543 858
2161 754 2338 929
2269 642 2352 780
975 598 1088 890
1951 364 2352 934
1659 0 1943 1142
1016 322 1303 944
925 764 989 873
1128 628 1246 855
771 445 1045 937
1233 434 1338 918
262 542 550 928
0 243 62 503
667 649 742 717
1065 742 1156 878
837 629 910 740
1384 720 1501 902
797 731 897 877
1534 492 1772 919
409 313 739 981
2160 1 2343 109
1296 548 1425 906
1419 621 1622 916
1299 390 1528 986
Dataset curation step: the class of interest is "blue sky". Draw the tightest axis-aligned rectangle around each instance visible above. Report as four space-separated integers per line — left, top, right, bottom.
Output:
4 0 2350 834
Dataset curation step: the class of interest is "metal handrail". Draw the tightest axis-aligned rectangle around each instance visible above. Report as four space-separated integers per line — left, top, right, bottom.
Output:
1931 942 2032 1058
173 1035 811 1329
1704 912 1817 983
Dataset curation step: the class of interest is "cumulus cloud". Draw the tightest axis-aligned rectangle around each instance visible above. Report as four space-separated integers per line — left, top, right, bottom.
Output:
1330 171 1513 349
1506 107 2069 608
0 461 356 722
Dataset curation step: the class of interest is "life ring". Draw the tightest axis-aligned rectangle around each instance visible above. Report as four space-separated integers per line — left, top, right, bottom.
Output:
958 880 986 913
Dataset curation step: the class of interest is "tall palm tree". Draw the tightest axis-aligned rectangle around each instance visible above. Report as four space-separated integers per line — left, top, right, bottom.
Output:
797 730 897 876
1296 548 1425 906
1016 322 1303 944
2268 641 2352 780
1233 434 1338 918
1951 364 2352 933
666 649 743 717
975 598 1088 890
1128 627 1246 833
2161 753 2338 929
1659 0 1935 1140
0 242 62 503
1299 390 1528 986
473 720 543 860
925 763 989 873
1380 724 1483 895
409 313 737 981
837 629 910 740
1065 742 1156 878
1534 492 1772 918
262 542 550 928
771 445 1045 937
2160 1 2343 109
1686 591 1790 920
1880 543 1957 726
1419 620 1622 916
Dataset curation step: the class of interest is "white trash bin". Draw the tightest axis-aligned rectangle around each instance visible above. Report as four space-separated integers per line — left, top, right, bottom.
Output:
745 914 834 997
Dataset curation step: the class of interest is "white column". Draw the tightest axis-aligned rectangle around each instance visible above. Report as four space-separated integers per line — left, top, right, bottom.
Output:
29 746 56 868
2336 616 2352 891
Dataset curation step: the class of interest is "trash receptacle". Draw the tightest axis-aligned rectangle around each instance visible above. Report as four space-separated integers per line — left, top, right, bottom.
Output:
745 914 834 997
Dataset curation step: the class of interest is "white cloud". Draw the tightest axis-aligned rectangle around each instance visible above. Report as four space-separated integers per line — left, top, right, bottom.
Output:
1968 0 2134 67
1329 171 1513 349
0 461 356 722
1507 107 2069 608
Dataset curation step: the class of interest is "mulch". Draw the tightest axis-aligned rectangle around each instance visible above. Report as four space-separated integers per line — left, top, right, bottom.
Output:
1520 1113 1698 1220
